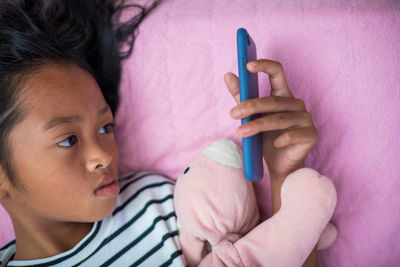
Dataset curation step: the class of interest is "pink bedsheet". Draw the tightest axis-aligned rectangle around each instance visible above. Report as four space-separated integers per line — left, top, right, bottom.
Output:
1 0 399 266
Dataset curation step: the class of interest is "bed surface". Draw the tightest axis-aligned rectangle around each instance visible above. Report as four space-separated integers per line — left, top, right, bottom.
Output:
1 1 399 266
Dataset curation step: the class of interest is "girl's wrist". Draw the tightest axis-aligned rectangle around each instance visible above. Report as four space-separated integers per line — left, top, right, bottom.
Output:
268 164 305 215
267 167 289 183
270 176 285 215
267 163 306 182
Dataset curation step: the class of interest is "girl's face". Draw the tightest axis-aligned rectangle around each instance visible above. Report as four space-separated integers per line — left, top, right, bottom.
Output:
1 61 119 223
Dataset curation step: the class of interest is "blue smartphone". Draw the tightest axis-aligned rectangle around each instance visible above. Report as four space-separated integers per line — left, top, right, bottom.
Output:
237 28 263 182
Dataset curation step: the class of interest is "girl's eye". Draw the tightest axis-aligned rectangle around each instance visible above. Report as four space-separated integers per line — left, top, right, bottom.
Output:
57 135 78 147
56 123 113 148
99 123 114 134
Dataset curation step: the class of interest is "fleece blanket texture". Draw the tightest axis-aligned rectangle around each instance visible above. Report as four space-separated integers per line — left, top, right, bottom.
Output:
1 0 399 266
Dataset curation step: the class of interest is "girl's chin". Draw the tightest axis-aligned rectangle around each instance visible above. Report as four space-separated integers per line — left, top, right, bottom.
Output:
87 197 118 221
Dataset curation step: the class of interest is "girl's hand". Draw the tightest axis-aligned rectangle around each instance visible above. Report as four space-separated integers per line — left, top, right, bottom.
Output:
224 59 318 180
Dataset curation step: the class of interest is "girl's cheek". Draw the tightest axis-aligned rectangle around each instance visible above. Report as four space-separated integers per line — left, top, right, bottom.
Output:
47 146 81 166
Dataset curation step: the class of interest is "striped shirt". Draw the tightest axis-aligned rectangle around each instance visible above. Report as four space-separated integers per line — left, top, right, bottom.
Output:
0 171 187 267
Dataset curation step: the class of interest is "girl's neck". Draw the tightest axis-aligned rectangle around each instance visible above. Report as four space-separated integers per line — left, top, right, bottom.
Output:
12 220 94 261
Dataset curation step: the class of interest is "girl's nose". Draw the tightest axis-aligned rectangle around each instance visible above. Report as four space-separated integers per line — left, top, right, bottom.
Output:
86 141 113 172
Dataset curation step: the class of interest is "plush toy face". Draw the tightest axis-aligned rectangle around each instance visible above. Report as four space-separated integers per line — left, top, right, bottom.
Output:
174 138 260 242
173 139 259 266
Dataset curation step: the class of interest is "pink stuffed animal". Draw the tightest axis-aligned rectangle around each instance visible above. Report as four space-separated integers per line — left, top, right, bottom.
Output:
174 138 337 267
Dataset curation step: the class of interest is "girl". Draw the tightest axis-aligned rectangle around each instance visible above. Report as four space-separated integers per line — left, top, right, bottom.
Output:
0 0 319 266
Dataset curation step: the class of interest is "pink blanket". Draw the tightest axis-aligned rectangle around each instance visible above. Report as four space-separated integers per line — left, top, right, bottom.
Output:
1 0 399 266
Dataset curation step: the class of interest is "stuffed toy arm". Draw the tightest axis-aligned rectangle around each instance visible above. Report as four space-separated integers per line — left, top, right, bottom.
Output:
174 139 337 267
226 168 337 267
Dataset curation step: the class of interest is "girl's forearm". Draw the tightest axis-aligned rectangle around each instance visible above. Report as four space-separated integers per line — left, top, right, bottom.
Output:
302 245 318 267
270 176 285 215
269 173 319 267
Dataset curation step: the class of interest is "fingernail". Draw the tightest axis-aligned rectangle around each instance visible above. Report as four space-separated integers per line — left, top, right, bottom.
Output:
231 108 242 118
250 61 258 68
239 126 251 135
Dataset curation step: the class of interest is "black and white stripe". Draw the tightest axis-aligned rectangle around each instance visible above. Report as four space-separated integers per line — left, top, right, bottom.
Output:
0 171 186 267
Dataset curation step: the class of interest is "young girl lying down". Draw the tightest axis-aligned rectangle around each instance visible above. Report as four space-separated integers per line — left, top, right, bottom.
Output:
0 0 319 266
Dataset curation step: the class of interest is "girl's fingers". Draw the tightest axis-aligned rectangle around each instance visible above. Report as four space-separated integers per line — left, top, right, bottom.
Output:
273 125 319 148
225 59 293 104
237 111 313 137
224 72 240 105
230 96 306 119
246 59 294 98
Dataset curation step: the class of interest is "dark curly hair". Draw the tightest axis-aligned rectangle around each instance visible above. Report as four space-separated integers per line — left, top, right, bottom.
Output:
0 0 163 190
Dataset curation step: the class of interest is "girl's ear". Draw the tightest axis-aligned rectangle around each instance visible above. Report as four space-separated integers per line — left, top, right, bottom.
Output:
0 166 10 199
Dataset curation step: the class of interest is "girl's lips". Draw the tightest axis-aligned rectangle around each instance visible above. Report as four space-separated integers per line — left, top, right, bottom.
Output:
95 180 120 197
